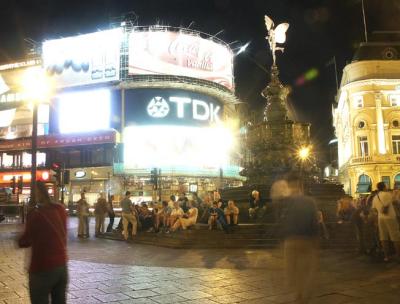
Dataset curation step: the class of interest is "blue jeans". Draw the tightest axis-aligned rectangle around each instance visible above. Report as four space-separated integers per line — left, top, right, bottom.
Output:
29 265 68 304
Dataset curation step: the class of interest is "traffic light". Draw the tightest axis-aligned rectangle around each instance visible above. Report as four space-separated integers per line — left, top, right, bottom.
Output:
150 168 158 190
52 163 62 186
10 176 16 194
17 176 23 194
63 170 70 185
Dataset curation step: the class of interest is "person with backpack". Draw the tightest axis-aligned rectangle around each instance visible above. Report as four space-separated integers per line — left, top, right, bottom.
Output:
372 182 400 262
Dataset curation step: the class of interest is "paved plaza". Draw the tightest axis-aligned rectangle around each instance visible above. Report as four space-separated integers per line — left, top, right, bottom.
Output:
0 218 399 304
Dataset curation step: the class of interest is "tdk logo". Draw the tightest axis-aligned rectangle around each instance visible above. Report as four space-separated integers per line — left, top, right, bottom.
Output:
147 96 221 123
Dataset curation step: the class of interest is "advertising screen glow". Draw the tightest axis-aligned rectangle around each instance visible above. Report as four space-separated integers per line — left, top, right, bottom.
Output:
129 31 234 90
58 89 110 134
124 125 233 170
43 28 122 88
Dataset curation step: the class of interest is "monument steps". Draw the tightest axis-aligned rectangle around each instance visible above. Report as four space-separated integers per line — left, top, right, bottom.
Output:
99 222 358 250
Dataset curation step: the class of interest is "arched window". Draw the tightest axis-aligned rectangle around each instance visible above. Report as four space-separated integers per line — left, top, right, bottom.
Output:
356 174 372 193
394 174 400 190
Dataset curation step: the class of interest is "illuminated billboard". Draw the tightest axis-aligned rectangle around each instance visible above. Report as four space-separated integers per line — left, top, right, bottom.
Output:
128 30 234 90
0 61 42 103
0 104 49 140
124 125 234 172
56 89 110 134
125 89 223 127
42 28 122 88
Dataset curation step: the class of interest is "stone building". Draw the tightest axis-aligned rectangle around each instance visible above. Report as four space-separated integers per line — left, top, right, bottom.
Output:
333 32 400 195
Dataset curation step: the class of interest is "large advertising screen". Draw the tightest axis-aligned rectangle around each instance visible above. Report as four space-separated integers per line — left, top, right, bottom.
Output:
124 125 234 172
55 88 111 134
0 61 42 103
125 88 223 127
42 28 122 88
128 31 234 91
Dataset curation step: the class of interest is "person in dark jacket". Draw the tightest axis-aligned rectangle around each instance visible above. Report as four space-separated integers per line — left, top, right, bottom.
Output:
18 181 68 304
106 195 115 232
277 174 319 304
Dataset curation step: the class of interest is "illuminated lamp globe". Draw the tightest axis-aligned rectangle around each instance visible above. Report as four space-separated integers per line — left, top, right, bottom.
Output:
298 147 311 161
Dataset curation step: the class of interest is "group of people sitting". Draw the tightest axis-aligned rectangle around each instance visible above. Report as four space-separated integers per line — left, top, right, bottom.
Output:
75 191 242 241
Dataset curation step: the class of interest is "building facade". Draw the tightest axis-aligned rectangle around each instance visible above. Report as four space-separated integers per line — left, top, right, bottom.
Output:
0 24 243 205
333 33 400 196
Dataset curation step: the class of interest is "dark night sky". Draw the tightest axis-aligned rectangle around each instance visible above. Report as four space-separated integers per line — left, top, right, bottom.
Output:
0 0 399 153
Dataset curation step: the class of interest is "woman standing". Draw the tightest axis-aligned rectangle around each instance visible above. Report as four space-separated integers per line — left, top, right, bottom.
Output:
18 181 68 304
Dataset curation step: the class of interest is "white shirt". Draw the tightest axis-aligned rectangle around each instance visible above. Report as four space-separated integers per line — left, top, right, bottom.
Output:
170 207 184 217
372 191 396 219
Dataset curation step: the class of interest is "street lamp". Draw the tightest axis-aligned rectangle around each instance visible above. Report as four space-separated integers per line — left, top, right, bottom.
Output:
21 66 52 205
297 146 312 181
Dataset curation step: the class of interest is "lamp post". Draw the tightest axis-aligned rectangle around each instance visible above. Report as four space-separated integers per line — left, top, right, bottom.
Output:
21 67 52 206
297 146 311 181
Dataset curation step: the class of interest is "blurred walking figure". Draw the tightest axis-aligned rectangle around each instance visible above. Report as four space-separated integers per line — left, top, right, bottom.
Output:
76 192 89 238
120 191 138 240
94 193 108 236
106 195 115 232
277 174 319 304
372 182 400 262
18 181 68 304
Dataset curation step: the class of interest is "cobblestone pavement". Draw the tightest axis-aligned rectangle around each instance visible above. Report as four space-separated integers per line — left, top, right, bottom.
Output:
0 218 399 303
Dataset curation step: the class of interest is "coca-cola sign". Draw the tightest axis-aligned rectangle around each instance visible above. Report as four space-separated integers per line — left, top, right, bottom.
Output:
128 31 234 91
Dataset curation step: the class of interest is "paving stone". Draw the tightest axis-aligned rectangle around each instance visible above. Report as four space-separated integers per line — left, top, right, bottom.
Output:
179 290 212 300
211 294 244 303
150 294 187 304
124 289 158 298
93 292 131 302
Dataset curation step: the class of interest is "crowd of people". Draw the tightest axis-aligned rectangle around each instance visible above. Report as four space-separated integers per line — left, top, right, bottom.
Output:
336 182 400 262
75 191 243 240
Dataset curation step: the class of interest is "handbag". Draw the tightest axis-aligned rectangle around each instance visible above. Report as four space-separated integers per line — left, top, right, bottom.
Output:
377 194 389 215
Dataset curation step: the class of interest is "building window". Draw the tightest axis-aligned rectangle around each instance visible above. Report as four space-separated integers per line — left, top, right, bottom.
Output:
392 135 400 154
390 95 400 106
393 120 400 128
394 174 400 190
356 174 372 193
358 120 366 129
358 136 369 156
354 95 363 108
382 176 390 189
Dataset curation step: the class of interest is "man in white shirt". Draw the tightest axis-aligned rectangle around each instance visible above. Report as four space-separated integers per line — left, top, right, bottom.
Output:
372 182 400 262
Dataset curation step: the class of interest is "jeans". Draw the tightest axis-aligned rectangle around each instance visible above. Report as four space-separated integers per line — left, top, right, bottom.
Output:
106 214 115 232
29 265 68 304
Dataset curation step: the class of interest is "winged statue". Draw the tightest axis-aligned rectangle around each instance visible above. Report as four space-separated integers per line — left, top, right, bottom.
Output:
264 15 289 66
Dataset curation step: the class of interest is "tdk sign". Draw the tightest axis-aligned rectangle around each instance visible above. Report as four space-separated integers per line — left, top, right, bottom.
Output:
147 96 221 123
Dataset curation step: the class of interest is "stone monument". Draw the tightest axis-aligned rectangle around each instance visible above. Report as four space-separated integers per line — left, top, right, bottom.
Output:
240 15 313 184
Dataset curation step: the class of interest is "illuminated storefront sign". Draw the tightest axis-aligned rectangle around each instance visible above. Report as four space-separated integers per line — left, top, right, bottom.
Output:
0 170 50 184
125 89 223 127
0 130 117 151
42 28 122 88
129 30 234 90
74 171 86 178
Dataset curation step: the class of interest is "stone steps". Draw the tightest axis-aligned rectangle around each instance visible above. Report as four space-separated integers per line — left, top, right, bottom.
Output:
98 222 359 251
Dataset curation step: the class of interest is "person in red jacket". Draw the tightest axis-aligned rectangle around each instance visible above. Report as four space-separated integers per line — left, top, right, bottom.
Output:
18 181 68 304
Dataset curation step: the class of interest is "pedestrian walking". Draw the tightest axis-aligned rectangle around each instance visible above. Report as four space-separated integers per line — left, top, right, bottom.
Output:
106 195 115 233
120 191 138 240
372 182 400 262
76 192 89 238
94 193 108 236
18 181 68 304
277 174 319 304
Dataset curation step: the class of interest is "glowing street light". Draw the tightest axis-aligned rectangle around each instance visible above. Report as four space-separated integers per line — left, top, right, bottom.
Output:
21 66 53 205
298 146 311 161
